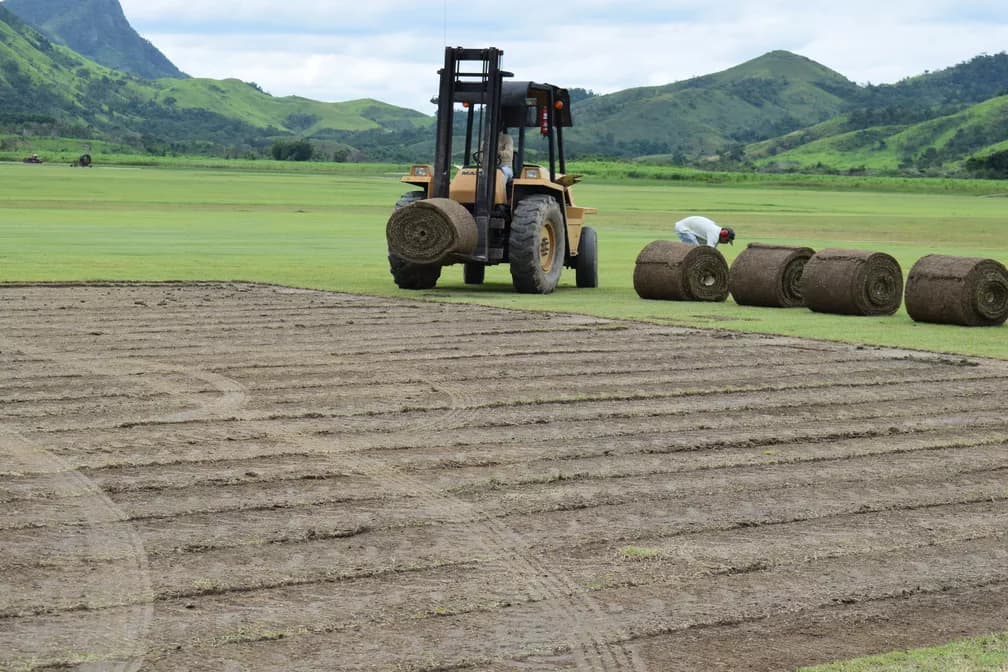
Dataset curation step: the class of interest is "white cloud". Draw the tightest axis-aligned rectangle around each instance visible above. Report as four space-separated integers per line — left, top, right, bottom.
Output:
117 1 1008 112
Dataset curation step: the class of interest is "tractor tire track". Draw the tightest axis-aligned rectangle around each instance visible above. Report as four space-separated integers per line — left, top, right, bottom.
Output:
0 328 247 671
330 369 646 672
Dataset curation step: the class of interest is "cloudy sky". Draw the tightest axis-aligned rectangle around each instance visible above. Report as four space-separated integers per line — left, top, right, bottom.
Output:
119 1 1008 113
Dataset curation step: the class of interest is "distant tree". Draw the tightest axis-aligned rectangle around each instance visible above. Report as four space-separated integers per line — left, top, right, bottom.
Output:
568 88 598 105
289 139 314 161
917 146 940 169
722 143 746 162
965 149 1008 178
270 138 314 161
270 141 285 160
284 113 320 133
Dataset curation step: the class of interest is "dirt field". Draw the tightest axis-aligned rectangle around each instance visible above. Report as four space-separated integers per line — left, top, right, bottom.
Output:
1 281 1006 672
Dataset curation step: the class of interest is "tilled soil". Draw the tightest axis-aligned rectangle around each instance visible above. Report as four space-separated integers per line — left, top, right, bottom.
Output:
1 281 1006 672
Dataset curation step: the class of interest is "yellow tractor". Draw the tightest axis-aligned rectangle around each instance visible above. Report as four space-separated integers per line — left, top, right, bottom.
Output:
386 46 597 293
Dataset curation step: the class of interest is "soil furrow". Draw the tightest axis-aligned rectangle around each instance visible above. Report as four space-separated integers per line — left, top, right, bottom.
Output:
9 413 1005 480
4 371 1000 441
12 537 1001 672
3 429 1006 508
3 282 1006 672
3 458 1005 571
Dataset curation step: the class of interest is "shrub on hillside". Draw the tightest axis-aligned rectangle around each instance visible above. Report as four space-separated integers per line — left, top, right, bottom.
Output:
270 138 314 161
965 150 1008 178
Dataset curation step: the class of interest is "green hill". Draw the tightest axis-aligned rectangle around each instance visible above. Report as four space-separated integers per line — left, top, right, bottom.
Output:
744 53 1008 174
567 51 862 158
862 52 1008 109
0 6 114 118
2 0 1007 172
565 51 1008 172
0 5 431 157
2 0 186 80
749 94 1008 174
148 81 421 134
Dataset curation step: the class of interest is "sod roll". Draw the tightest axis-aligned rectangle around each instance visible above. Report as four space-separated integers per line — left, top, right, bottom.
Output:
386 198 477 265
728 243 815 308
801 248 903 316
905 254 1008 326
633 240 729 302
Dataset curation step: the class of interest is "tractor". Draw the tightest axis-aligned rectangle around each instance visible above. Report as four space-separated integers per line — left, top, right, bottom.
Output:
386 46 597 294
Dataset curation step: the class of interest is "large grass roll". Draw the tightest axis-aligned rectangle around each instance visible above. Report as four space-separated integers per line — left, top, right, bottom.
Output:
633 240 729 302
801 248 903 316
729 243 815 307
905 254 1008 326
386 198 477 265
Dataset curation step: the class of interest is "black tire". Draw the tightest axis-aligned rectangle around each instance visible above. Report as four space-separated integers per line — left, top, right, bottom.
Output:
509 195 566 294
394 190 426 209
575 226 599 288
463 262 485 285
389 191 441 290
389 254 441 289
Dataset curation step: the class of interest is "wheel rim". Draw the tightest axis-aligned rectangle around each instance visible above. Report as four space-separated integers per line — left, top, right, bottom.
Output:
539 220 558 272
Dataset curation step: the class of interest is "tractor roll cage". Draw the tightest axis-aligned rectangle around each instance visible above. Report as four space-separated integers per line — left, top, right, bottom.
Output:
432 47 572 203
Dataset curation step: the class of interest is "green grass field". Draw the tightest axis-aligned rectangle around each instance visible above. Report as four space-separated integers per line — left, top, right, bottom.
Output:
1 159 1006 667
2 160 1004 359
800 633 1008 672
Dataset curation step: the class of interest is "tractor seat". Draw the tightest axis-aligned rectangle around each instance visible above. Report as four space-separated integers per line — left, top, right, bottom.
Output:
554 174 583 187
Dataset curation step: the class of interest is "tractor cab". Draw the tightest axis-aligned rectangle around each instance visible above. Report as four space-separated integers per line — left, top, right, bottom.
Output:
404 81 575 213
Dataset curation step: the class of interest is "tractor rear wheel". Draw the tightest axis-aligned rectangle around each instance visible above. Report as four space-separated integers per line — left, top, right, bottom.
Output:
576 226 599 288
389 190 441 290
509 195 566 294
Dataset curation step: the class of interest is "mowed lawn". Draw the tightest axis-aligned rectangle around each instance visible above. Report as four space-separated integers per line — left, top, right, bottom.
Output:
1 161 1005 359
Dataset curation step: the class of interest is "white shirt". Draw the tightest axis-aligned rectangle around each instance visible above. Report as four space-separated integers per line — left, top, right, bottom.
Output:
674 216 722 247
498 132 514 166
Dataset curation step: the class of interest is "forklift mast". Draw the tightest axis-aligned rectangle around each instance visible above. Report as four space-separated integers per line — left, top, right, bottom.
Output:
432 47 512 257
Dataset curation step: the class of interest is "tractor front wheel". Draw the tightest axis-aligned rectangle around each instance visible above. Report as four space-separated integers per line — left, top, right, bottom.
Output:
389 254 441 290
509 195 566 294
388 190 441 290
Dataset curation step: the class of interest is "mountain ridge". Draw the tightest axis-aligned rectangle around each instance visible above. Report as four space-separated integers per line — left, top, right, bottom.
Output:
1 0 1007 174
2 0 186 79
568 50 862 158
0 5 430 158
